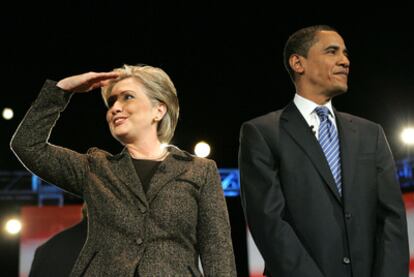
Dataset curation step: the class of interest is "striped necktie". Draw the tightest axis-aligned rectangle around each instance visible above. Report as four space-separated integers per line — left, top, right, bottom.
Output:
315 106 342 196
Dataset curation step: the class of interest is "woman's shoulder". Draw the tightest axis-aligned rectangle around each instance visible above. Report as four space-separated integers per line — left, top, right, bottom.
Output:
86 147 115 159
169 145 213 162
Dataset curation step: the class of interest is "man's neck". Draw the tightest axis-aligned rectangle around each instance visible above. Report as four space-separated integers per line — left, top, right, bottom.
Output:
296 91 331 105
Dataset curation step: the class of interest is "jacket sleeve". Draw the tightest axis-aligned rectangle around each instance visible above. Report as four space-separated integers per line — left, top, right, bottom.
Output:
28 246 43 277
10 79 89 197
238 121 324 277
197 160 237 277
373 125 409 277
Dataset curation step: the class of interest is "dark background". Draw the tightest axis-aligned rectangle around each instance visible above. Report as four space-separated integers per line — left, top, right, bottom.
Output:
1 2 413 276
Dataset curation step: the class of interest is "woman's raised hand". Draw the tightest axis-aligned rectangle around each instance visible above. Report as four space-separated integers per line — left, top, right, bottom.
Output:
56 72 120 93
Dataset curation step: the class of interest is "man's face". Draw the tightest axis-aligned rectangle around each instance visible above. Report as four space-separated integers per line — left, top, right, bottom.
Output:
301 30 350 98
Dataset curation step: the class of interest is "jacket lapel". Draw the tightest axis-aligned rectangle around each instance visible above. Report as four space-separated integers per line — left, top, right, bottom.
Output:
109 148 148 207
335 112 358 202
146 146 192 203
281 103 342 204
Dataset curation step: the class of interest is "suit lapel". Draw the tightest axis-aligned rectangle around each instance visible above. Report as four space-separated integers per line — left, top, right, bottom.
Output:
146 147 191 203
335 112 358 202
281 103 342 204
109 148 148 206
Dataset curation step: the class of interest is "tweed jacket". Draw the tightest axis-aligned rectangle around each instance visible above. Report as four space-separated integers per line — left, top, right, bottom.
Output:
11 80 237 277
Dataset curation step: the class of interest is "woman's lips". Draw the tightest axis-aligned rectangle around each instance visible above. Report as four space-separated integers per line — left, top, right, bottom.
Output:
113 117 127 126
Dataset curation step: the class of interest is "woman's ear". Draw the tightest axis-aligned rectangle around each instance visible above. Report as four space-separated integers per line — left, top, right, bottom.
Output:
153 103 167 122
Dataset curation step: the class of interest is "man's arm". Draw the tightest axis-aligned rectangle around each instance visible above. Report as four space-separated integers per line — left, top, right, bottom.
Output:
28 246 44 277
373 125 409 277
238 121 324 277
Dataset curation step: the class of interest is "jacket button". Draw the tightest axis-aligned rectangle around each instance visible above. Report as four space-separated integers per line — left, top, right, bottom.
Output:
158 164 166 173
140 207 147 214
345 213 352 219
135 238 143 245
343 257 351 264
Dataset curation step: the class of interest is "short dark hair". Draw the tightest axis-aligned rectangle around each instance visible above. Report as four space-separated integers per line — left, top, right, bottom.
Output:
283 25 338 81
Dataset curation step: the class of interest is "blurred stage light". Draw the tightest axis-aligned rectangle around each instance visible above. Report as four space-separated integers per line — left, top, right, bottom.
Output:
401 128 414 145
194 141 211 158
4 218 21 235
2 107 14 120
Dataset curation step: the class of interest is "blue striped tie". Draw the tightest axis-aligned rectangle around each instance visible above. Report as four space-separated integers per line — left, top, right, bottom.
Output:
315 106 342 196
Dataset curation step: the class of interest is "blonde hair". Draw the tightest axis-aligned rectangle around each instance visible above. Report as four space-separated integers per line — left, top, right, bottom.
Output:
102 64 179 143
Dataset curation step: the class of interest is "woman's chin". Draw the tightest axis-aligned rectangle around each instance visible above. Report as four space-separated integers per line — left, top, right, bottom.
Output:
111 131 129 144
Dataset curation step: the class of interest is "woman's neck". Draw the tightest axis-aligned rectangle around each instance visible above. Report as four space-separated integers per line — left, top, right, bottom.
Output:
126 140 168 160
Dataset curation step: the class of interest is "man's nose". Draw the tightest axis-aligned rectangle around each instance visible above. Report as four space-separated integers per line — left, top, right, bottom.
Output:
339 54 350 68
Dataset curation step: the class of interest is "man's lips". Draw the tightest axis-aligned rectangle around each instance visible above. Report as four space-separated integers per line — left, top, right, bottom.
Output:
334 70 349 76
334 71 348 81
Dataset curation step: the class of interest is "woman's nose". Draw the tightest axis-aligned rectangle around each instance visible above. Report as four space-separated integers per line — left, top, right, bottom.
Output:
110 101 122 115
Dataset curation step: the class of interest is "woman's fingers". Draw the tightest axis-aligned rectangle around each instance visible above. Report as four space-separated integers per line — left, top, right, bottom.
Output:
57 72 120 93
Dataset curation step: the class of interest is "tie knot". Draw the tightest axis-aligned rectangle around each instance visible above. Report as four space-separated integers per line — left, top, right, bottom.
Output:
315 106 330 120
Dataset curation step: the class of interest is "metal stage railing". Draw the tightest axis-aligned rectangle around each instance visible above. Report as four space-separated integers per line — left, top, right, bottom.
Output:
2 161 413 206
0 169 241 206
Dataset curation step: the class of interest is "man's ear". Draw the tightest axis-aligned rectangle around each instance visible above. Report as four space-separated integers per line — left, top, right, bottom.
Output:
289 54 305 74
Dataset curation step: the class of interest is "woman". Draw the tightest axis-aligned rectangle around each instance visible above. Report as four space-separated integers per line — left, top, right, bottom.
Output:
11 64 236 276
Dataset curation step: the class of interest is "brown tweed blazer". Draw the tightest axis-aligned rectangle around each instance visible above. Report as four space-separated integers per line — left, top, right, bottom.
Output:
11 80 237 277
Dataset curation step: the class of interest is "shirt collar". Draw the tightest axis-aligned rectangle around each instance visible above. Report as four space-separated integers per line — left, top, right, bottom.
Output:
293 93 335 118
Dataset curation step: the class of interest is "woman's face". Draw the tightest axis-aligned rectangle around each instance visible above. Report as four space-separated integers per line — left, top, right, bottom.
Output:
106 77 162 144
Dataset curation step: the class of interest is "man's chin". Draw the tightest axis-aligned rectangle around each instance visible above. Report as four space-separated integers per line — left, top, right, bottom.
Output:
330 86 348 97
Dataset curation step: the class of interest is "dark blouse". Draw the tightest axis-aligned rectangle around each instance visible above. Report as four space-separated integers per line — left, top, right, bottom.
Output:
132 159 161 193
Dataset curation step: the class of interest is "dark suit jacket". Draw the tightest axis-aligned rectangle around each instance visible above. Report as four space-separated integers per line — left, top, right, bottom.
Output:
238 103 409 277
29 219 87 277
11 80 236 277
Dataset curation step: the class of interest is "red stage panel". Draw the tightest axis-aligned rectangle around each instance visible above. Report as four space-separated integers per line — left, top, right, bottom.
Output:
19 205 82 277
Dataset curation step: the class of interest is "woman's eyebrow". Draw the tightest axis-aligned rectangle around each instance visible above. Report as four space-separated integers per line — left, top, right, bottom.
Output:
120 90 137 95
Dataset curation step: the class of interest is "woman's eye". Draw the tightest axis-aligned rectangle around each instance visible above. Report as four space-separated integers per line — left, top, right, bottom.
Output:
107 98 115 108
124 94 134 100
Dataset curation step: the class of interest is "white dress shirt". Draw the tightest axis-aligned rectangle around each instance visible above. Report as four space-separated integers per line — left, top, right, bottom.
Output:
293 93 337 140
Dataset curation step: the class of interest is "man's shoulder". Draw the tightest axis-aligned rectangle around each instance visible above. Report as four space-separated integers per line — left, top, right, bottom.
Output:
336 111 380 128
39 220 86 248
243 108 285 127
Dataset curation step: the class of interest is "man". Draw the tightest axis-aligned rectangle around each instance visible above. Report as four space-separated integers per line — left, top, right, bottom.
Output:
238 25 409 277
29 204 87 277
